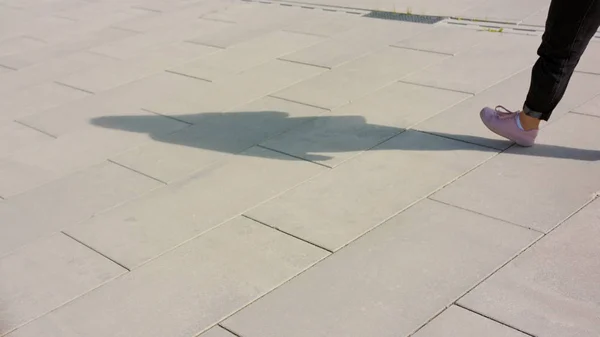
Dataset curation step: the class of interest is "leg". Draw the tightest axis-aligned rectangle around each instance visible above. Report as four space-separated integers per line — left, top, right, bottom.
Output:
523 0 600 125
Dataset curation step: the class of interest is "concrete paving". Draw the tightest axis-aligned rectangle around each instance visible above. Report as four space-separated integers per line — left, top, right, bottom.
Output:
1 0 599 336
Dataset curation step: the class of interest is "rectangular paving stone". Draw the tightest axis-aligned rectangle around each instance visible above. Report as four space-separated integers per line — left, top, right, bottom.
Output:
8 216 328 337
111 97 325 183
169 30 322 82
403 33 539 94
0 51 115 94
0 81 91 125
578 41 600 74
274 47 448 110
0 121 54 158
262 82 470 166
0 233 125 336
57 42 218 93
393 25 491 55
0 161 161 257
432 113 600 233
146 59 326 121
281 20 432 68
459 0 547 22
199 326 237 337
458 197 600 337
573 93 600 117
90 19 230 59
224 199 539 337
416 70 600 150
412 306 529 337
283 10 364 37
248 131 496 251
0 35 46 56
66 146 326 269
18 72 206 137
0 111 185 197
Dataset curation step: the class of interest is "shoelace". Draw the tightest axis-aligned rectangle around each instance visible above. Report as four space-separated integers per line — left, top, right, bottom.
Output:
494 105 519 120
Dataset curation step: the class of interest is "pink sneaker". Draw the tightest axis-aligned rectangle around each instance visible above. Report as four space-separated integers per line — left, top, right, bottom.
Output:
480 106 538 147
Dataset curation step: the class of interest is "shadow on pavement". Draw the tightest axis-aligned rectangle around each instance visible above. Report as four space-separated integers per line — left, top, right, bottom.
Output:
91 111 600 162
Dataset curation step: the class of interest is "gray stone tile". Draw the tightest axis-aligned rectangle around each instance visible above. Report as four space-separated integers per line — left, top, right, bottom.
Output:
578 41 600 75
169 30 322 82
281 20 432 68
574 93 600 117
146 59 326 121
110 97 325 183
416 70 600 150
521 7 549 26
8 216 328 337
199 326 237 337
19 72 205 137
0 233 125 336
90 19 230 59
263 82 470 166
403 33 539 94
224 199 539 337
412 306 529 337
0 35 46 56
459 0 547 22
58 42 218 93
0 51 115 94
458 197 600 337
0 161 161 257
248 131 496 251
432 113 600 233
66 146 326 269
274 47 448 110
393 25 491 55
0 81 91 125
284 10 364 37
0 110 185 197
0 121 54 158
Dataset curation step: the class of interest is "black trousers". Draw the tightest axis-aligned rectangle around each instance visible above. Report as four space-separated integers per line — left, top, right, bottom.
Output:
524 0 600 121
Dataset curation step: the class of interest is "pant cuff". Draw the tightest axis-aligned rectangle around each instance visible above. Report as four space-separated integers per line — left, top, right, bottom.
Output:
523 104 548 121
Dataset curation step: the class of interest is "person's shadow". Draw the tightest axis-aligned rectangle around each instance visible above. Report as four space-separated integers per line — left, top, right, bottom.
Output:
91 110 600 162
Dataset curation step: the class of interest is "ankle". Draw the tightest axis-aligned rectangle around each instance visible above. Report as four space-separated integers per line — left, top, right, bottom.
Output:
519 112 540 131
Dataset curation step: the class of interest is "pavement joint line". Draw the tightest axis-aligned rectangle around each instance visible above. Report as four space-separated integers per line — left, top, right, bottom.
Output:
108 25 143 34
217 324 243 337
569 111 600 119
427 198 545 234
256 145 333 168
107 159 168 185
199 17 238 24
140 108 195 126
574 70 600 76
397 79 476 95
60 231 131 272
454 303 538 337
53 81 95 95
13 120 58 139
281 28 328 37
130 5 163 13
276 57 332 70
0 64 17 71
258 0 371 15
389 44 455 56
164 69 213 83
267 94 332 111
242 214 334 253
184 39 227 49
414 129 504 151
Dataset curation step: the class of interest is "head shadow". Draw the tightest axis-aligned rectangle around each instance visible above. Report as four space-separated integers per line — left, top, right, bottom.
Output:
91 110 600 162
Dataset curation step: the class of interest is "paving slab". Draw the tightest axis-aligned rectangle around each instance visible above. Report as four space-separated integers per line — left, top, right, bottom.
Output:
459 0 547 22
281 20 432 69
578 40 600 75
458 197 600 337
248 131 496 251
66 146 326 269
283 10 365 37
198 326 237 337
57 41 218 93
7 216 328 337
145 59 326 121
169 30 322 82
0 110 185 197
0 35 46 57
262 81 470 166
412 306 529 337
0 233 125 336
392 24 492 55
0 161 161 257
19 72 207 137
416 70 600 150
0 122 54 158
573 93 600 117
224 199 539 337
274 47 448 110
403 33 539 94
109 96 325 183
432 112 600 233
